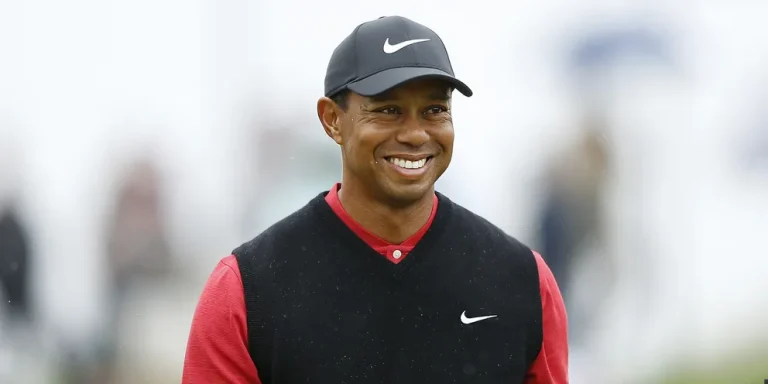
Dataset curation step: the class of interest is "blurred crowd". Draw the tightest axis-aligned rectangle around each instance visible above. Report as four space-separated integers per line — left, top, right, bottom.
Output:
2 1 768 383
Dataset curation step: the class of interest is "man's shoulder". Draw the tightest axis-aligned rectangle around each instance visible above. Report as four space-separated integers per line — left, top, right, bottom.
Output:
439 193 532 258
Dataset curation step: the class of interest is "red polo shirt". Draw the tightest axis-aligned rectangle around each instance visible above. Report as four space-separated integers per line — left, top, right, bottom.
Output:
182 184 568 383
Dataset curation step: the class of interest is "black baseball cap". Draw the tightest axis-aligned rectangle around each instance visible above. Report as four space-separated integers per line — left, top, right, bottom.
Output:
324 16 473 98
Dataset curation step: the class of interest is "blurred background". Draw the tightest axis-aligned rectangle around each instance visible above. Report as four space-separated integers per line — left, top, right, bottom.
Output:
1 0 768 383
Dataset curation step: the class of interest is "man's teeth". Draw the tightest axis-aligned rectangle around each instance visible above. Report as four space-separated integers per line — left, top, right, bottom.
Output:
388 157 428 169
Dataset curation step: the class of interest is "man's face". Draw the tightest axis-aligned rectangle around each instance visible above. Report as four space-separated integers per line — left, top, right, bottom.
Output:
327 79 454 206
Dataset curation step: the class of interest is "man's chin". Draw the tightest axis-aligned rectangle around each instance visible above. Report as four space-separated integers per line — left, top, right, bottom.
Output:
379 181 435 208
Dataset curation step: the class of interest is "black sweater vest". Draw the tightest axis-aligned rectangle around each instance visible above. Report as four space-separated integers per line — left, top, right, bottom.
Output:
233 192 542 384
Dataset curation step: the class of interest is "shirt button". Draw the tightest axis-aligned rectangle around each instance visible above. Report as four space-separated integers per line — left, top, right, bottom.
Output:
393 249 402 259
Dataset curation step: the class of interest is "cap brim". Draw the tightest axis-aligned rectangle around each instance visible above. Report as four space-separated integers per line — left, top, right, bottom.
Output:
347 67 473 97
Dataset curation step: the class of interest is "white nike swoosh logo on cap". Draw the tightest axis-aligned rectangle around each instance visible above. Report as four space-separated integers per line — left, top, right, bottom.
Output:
460 311 497 325
383 38 430 54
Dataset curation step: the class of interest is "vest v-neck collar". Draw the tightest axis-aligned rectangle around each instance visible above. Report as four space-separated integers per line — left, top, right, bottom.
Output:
324 183 438 265
311 187 453 278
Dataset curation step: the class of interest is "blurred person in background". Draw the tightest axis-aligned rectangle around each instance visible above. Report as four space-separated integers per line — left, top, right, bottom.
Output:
0 205 32 382
0 200 32 325
59 156 175 384
535 111 612 346
0 136 32 325
105 157 173 372
184 15 567 383
0 133 39 382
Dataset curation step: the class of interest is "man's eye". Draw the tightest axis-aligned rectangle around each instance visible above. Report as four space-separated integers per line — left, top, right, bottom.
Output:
426 106 448 114
378 107 399 114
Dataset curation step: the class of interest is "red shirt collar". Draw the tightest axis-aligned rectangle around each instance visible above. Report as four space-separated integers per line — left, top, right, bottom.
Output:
324 183 437 264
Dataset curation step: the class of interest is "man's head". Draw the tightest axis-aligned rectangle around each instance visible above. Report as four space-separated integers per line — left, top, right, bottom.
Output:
317 16 472 206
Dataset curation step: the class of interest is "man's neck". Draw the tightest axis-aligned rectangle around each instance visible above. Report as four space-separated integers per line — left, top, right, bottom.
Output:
337 182 434 244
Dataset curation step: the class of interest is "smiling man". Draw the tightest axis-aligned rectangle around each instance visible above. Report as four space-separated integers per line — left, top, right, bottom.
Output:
183 15 568 383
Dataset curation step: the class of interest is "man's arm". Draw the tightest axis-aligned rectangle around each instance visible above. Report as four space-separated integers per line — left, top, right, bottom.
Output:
525 251 569 383
182 255 261 384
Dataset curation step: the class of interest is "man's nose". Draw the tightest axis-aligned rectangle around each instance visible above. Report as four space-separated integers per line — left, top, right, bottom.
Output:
394 118 430 147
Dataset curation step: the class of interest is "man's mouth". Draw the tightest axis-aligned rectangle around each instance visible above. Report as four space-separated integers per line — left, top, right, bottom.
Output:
385 156 432 170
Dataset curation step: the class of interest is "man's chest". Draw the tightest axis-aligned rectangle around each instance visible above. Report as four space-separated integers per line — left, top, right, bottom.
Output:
262 270 536 383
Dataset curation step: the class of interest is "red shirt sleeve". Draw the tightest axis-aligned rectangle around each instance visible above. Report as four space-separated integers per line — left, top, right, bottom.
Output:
182 255 261 384
525 251 569 383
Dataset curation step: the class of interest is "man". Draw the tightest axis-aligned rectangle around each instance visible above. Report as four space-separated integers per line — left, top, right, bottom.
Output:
183 15 568 383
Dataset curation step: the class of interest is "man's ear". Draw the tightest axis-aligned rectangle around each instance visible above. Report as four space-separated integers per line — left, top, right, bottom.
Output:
317 97 344 145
